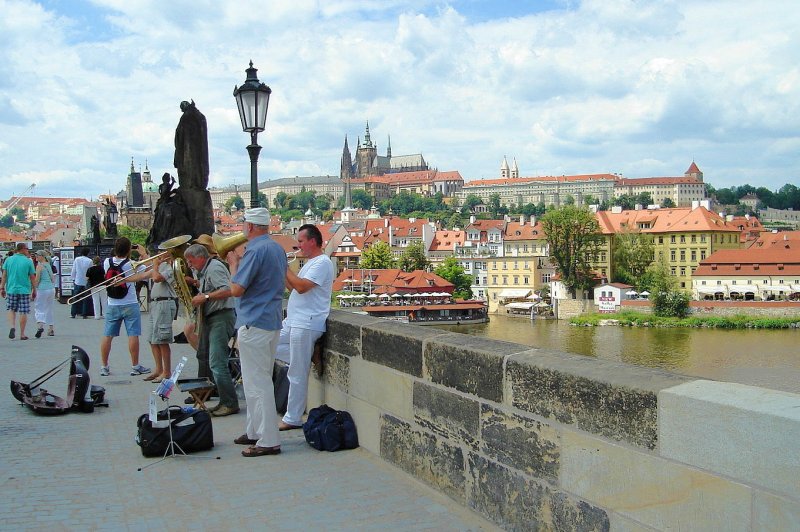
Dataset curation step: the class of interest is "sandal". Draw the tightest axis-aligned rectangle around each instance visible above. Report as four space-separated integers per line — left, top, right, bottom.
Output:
19 336 29 341
234 434 258 445
151 377 164 384
142 374 158 381
241 445 281 457
48 331 55 336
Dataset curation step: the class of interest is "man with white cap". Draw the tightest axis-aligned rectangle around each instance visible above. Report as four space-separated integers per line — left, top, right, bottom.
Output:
228 207 287 457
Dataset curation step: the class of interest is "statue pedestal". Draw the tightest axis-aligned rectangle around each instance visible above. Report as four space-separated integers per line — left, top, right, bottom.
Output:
177 188 214 238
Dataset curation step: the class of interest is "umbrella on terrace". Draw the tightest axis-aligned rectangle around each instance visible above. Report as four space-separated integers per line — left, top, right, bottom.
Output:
640 290 650 297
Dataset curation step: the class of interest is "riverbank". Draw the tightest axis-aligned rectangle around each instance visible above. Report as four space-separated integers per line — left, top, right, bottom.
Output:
571 310 800 329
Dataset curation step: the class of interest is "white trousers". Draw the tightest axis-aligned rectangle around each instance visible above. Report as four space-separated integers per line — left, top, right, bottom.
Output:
238 325 280 448
91 290 105 319
34 288 55 326
275 322 323 426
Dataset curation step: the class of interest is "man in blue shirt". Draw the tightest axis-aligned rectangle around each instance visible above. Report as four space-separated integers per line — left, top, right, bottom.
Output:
1 243 37 340
228 208 287 457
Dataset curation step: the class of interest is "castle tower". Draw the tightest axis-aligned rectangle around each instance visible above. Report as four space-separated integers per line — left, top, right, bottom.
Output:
511 158 519 178
500 156 510 179
355 121 377 177
685 161 703 182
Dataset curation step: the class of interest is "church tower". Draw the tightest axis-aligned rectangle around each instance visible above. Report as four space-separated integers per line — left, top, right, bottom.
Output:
340 136 353 181
500 156 510 179
355 121 378 177
511 158 519 178
126 157 144 207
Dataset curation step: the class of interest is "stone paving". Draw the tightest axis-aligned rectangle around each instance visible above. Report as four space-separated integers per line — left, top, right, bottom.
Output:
1 302 497 531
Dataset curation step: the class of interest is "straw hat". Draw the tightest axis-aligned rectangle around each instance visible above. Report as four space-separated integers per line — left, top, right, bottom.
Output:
193 234 218 254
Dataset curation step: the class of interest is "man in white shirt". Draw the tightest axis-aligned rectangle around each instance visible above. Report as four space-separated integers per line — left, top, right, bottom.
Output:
276 224 334 431
70 247 94 318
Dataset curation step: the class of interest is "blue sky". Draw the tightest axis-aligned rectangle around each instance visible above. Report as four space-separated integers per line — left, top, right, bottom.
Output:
0 0 798 201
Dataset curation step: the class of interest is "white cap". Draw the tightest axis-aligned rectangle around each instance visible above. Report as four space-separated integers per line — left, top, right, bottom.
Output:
243 207 270 226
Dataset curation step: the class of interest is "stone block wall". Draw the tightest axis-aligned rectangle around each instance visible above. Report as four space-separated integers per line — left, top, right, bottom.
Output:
309 309 800 531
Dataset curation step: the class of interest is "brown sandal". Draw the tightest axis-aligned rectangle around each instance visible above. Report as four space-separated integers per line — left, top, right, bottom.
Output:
234 434 258 445
241 445 281 457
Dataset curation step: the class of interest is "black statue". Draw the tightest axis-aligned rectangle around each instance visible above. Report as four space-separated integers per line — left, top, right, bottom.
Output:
146 172 192 248
90 215 101 244
158 172 175 201
173 100 209 190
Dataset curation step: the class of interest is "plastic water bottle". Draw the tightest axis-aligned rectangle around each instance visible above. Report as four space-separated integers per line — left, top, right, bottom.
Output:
155 356 188 399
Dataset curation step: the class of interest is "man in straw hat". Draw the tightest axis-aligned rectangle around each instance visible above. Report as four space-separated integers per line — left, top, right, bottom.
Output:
228 207 287 457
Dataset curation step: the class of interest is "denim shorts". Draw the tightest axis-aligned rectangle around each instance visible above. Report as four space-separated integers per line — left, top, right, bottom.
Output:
104 303 142 337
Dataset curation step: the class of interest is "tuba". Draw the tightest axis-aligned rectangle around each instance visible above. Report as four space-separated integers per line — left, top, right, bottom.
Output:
211 232 248 260
155 235 195 319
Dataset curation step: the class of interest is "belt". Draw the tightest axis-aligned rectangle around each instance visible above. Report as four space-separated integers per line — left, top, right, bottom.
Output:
150 297 177 302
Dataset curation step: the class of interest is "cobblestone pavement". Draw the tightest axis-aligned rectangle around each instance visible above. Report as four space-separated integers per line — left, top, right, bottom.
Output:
1 302 496 531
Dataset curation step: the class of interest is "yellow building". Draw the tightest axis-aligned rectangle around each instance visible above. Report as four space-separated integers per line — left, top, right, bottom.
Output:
596 205 742 289
484 217 554 313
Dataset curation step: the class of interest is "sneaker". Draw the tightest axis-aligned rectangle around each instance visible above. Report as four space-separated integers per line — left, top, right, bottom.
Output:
130 364 151 376
8 328 15 339
35 328 44 339
99 366 110 376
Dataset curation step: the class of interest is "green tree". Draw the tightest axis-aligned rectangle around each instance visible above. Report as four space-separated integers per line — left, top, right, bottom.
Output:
635 192 654 207
434 256 473 300
10 207 25 221
398 241 429 272
563 194 575 206
118 225 149 247
256 192 267 208
274 192 288 209
351 189 373 210
661 197 676 208
642 259 690 318
224 195 245 213
488 193 502 218
541 205 602 297
612 230 654 286
294 189 317 210
447 212 464 229
360 241 395 269
0 214 14 228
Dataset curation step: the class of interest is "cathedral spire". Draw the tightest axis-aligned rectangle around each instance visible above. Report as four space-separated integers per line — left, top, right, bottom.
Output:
387 135 392 158
363 121 372 147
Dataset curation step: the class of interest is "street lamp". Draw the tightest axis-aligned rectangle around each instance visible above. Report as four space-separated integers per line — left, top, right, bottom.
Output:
104 200 119 240
233 61 272 208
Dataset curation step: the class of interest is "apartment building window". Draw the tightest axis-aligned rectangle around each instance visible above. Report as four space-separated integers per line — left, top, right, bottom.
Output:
658 236 664 244
514 276 519 285
691 250 696 261
691 235 696 243
502 276 508 284
671 267 677 275
680 267 686 276
701 250 706 260
671 235 676 243
680 250 686 262
523 276 529 284
717 280 722 285
502 262 507 270
505 245 511 253
600 252 606 262
680 235 686 243
523 244 528 253
542 273 551 283
492 276 498 284
700 234 707 243
523 261 529 269
670 250 676 261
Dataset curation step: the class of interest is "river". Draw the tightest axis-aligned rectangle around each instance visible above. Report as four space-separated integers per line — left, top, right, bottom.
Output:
434 315 800 394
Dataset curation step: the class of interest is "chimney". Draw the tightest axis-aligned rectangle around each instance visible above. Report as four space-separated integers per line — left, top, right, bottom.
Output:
519 214 525 225
384 218 389 228
634 204 642 211
692 200 700 210
470 215 476 224
529 215 536 225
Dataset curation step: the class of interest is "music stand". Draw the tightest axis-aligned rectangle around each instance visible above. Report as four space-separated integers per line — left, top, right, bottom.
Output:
138 358 220 471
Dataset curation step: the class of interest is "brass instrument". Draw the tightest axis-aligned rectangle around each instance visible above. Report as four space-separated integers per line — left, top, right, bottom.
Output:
158 235 194 319
211 232 248 260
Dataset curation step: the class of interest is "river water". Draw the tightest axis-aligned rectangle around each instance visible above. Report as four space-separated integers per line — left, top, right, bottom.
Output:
434 315 800 394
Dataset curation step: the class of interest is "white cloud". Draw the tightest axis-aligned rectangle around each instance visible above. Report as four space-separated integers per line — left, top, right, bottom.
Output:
0 0 798 202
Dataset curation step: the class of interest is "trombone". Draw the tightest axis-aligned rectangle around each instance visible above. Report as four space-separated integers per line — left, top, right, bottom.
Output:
66 235 192 305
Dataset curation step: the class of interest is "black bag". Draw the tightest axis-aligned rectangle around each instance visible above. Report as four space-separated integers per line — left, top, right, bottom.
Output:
303 404 359 452
135 406 213 457
105 258 129 299
273 360 289 415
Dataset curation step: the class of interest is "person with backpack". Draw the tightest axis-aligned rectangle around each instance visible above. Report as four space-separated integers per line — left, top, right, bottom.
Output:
86 256 105 320
98 237 150 377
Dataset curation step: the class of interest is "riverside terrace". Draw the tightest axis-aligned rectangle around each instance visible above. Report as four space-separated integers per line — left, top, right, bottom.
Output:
1 303 494 530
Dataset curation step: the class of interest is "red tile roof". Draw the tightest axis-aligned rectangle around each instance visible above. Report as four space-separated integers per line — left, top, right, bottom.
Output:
464 173 617 187
595 207 740 234
333 268 453 293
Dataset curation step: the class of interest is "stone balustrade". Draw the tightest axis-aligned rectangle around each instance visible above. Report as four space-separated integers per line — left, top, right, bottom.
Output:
308 309 800 530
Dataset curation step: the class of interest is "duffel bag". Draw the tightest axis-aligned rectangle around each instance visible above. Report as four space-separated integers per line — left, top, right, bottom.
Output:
136 406 214 457
303 404 358 452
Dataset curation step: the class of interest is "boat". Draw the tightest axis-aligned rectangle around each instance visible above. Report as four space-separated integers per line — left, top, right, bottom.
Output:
362 300 489 325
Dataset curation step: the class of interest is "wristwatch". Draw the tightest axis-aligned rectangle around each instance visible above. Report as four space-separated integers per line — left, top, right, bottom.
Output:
204 293 210 301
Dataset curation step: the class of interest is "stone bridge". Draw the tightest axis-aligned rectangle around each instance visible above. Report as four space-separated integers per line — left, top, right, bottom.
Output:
312 310 800 530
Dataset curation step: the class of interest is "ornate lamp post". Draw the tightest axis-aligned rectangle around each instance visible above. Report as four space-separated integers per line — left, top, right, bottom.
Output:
233 61 272 208
104 200 119 240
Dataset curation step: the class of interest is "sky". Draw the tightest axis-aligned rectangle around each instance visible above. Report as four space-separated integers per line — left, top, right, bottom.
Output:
1 0 799 201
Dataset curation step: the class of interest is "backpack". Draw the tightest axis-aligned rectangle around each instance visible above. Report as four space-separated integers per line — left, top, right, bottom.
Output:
105 258 130 299
302 404 359 452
